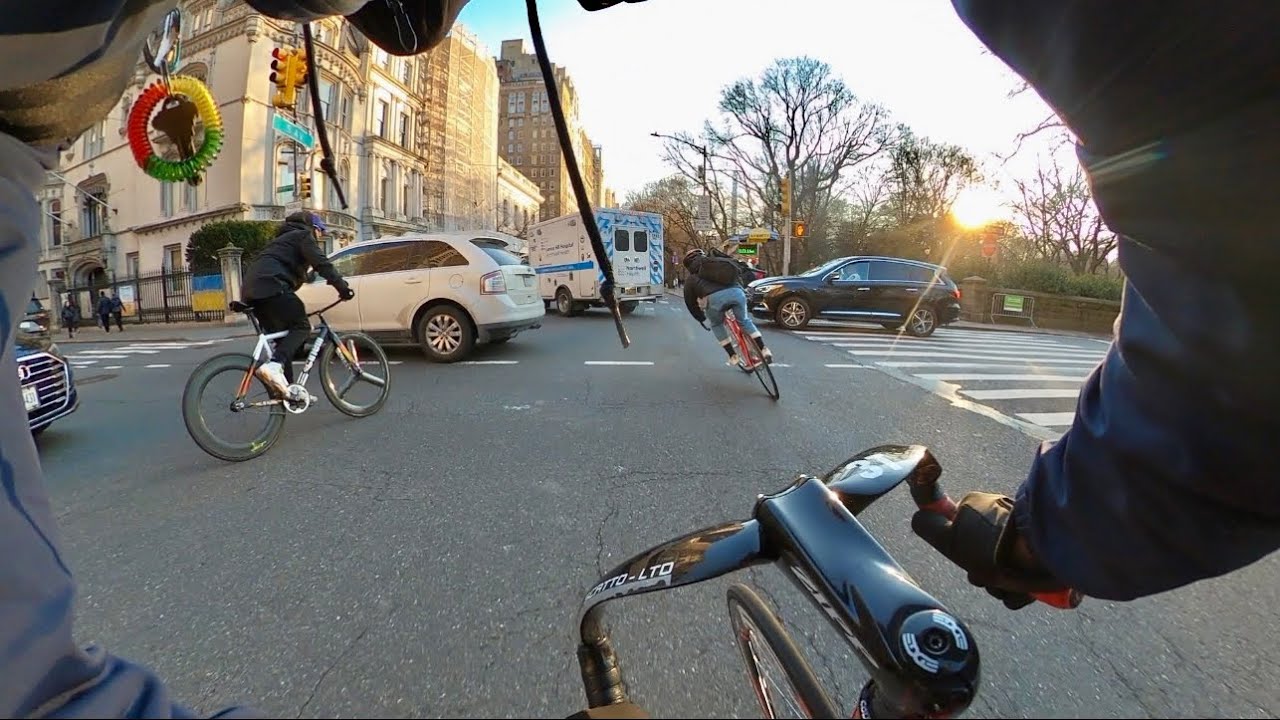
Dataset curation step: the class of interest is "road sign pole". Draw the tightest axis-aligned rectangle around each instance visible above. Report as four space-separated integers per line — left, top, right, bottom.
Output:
783 205 793 277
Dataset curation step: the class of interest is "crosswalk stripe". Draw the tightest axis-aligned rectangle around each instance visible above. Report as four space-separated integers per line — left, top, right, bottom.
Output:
916 373 1090 381
962 388 1082 400
800 332 1085 349
849 350 1100 364
829 343 1102 359
1017 412 1077 426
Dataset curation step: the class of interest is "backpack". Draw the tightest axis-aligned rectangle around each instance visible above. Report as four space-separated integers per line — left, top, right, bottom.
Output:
697 256 743 287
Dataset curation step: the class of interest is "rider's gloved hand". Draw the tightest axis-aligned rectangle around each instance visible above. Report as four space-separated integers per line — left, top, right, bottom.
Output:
338 285 355 301
911 492 1068 610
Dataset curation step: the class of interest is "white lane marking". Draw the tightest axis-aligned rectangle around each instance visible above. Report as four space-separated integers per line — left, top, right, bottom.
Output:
916 373 1089 381
104 365 123 369
585 361 654 366
1017 412 1077 426
961 388 1082 400
849 350 1100 364
876 362 1071 369
388 360 404 365
459 360 519 365
824 363 870 369
770 363 792 367
145 363 171 368
801 332 1081 348
831 343 1104 359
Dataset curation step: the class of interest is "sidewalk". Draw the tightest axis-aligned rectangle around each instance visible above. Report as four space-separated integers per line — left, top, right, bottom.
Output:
51 319 254 344
661 287 1113 342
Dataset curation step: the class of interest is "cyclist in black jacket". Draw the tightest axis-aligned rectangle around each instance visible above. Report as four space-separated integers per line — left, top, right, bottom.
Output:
243 211 353 398
682 248 773 366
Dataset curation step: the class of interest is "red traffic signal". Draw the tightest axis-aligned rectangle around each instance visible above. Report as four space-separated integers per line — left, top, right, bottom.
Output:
270 47 289 86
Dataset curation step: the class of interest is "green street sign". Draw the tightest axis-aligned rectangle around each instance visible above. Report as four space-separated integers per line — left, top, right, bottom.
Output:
736 244 759 256
1003 294 1025 313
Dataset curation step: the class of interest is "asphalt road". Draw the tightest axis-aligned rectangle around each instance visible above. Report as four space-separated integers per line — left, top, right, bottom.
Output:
32 299 1280 719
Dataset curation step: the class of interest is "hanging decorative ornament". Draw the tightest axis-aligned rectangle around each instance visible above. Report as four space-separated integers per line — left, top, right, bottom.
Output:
127 76 224 184
126 9 224 185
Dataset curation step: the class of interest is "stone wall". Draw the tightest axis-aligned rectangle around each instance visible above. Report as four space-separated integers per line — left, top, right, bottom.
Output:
959 276 1119 336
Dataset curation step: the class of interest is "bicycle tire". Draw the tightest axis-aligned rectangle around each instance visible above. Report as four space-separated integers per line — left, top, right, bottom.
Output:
754 355 780 400
319 332 391 417
726 583 839 719
182 352 286 462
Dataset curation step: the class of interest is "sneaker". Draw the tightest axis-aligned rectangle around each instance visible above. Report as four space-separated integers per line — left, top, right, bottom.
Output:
761 347 774 363
726 354 742 367
255 361 291 397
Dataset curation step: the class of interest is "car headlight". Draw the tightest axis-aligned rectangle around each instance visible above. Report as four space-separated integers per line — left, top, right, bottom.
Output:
753 284 781 295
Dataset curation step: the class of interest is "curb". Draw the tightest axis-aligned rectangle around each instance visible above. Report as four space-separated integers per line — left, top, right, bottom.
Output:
52 332 255 345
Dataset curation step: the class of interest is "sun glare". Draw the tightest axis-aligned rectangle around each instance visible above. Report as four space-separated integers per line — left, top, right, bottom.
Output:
951 186 1006 229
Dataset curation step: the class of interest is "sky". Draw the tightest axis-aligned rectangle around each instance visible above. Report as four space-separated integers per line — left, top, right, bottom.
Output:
456 0 1070 209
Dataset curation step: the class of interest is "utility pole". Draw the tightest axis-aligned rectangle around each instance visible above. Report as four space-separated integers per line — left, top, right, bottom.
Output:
781 170 793 276
650 131 711 241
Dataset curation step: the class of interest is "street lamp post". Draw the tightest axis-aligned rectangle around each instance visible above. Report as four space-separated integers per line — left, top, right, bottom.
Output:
650 131 711 239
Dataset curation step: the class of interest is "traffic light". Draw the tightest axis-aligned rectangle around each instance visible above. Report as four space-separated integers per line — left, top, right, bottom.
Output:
299 176 312 200
792 220 807 238
780 174 792 217
270 47 296 108
290 50 309 89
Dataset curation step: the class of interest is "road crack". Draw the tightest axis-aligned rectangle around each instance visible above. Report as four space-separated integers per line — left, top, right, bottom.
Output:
1074 611 1158 717
594 504 619 576
295 604 395 718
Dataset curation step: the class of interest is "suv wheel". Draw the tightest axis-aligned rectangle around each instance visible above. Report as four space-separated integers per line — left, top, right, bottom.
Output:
418 305 475 362
776 295 811 330
906 306 938 338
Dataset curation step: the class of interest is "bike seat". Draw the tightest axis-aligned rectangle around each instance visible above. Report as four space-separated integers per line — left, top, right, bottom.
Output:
228 300 253 314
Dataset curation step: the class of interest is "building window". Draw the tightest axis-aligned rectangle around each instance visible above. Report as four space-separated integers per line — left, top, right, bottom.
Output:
375 47 390 68
126 252 139 279
163 243 184 291
47 199 62 246
80 190 106 238
375 100 389 138
276 144 297 205
339 94 352 130
160 182 174 217
399 111 410 147
402 177 411 216
82 122 105 157
400 59 413 84
318 78 335 121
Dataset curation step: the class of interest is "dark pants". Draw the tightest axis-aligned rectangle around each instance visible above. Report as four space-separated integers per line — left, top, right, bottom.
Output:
97 312 110 332
111 311 122 330
252 292 310 383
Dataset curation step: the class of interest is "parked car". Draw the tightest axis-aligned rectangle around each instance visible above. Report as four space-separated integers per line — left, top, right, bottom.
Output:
746 255 961 337
17 322 79 435
296 231 545 363
24 295 51 336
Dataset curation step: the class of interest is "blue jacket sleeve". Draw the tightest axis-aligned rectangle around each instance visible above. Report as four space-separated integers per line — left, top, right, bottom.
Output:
949 0 1280 600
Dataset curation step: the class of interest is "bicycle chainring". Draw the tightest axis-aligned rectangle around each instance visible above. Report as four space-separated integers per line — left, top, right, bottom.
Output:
282 384 311 414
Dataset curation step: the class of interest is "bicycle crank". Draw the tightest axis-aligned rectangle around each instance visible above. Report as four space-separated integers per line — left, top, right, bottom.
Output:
283 384 312 414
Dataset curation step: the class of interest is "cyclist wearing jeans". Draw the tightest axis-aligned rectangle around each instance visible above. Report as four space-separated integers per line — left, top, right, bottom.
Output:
0 0 1278 718
681 248 773 366
242 211 353 398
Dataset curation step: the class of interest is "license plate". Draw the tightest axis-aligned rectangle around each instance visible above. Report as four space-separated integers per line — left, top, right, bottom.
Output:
624 287 636 295
22 385 39 411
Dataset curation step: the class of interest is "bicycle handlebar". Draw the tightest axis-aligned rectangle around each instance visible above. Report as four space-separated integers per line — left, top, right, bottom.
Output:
576 445 995 719
307 296 348 317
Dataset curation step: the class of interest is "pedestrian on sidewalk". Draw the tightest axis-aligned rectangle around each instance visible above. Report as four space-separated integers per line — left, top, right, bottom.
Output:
95 291 113 333
59 299 77 339
110 291 124 331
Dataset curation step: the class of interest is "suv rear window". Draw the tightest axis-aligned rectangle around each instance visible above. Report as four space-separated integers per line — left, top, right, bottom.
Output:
27 298 44 314
471 239 523 266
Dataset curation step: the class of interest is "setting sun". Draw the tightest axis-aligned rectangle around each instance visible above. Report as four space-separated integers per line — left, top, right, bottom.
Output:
951 186 1007 229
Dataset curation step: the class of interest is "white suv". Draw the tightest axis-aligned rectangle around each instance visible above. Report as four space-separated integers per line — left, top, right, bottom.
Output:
296 231 544 362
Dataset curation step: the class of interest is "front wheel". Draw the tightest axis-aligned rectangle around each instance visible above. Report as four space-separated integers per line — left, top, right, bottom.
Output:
727 583 838 718
319 332 391 417
775 296 811 330
905 306 938 337
182 352 286 462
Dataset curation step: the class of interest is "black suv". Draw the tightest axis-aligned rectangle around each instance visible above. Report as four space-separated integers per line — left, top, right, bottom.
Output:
747 255 961 337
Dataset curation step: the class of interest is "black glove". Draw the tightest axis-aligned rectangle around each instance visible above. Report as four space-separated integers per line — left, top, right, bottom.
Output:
337 284 355 301
911 492 1067 610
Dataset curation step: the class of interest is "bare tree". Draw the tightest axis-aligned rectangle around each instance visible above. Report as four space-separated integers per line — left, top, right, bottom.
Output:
660 56 892 271
878 128 981 260
1010 154 1117 274
1000 81 1075 162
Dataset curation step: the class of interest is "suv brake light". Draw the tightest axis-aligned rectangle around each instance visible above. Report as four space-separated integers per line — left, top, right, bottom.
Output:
481 270 507 294
952 288 961 300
